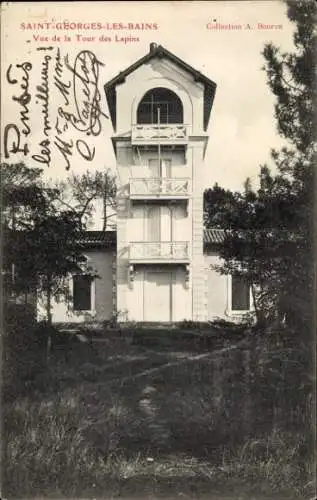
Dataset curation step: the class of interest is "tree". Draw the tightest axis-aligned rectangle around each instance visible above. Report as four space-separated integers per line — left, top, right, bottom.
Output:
204 183 241 229
259 0 315 325
204 0 316 327
1 162 56 231
28 212 90 325
1 163 93 328
262 0 316 157
54 169 117 230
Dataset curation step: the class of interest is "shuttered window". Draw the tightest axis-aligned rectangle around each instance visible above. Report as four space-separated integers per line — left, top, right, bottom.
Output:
73 275 92 311
231 275 250 311
148 159 172 177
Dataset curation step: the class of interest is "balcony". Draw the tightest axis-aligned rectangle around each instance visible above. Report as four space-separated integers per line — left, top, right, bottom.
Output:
129 241 190 264
130 178 191 201
131 124 188 146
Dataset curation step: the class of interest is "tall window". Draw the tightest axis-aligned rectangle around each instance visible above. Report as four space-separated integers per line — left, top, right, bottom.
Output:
147 206 172 242
231 275 250 311
148 158 172 178
137 88 183 124
73 275 92 311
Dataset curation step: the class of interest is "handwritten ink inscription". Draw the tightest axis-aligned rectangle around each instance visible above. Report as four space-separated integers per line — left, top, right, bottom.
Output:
65 50 106 136
32 50 52 166
3 48 108 171
4 62 32 158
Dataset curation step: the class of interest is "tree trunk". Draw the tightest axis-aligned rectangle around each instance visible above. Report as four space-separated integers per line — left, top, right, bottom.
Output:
46 280 53 360
251 284 263 326
46 285 52 325
102 174 108 231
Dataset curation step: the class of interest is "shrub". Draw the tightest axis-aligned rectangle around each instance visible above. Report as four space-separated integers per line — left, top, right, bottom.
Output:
2 303 47 400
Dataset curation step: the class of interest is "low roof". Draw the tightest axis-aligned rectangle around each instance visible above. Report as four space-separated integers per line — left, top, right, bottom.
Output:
203 228 226 246
4 229 225 252
80 229 225 250
104 43 217 132
78 231 116 249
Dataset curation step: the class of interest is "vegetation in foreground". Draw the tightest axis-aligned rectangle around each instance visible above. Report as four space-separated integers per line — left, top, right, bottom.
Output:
2 312 314 499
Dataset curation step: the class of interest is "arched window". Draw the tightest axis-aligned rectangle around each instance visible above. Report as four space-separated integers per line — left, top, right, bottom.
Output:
137 88 183 124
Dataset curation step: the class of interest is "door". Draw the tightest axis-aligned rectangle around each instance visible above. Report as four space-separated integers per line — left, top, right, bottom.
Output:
147 206 172 241
148 158 171 177
147 206 161 242
149 158 160 178
148 158 172 193
160 159 172 179
144 271 172 321
147 206 172 258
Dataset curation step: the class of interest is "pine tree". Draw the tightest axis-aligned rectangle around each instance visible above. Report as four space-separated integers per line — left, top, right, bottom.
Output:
204 0 316 327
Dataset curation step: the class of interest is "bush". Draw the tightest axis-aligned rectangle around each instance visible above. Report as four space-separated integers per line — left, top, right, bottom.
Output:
2 303 47 400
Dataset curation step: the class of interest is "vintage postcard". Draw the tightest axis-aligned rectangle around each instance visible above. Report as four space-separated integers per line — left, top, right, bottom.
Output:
1 1 315 499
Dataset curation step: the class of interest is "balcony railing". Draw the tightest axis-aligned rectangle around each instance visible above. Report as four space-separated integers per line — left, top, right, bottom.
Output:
131 124 188 145
130 241 190 263
130 178 191 199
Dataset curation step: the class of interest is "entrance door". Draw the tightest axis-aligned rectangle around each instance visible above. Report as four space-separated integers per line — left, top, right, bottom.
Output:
144 271 172 321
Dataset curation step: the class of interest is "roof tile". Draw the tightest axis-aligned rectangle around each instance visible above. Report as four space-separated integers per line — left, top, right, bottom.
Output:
203 228 226 245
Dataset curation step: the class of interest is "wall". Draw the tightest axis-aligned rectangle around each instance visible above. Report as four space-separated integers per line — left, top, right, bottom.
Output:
204 250 229 320
114 54 209 322
115 58 205 135
204 250 255 322
38 249 115 324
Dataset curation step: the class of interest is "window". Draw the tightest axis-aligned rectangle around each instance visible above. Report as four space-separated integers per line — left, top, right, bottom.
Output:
137 88 183 124
73 275 92 311
147 206 173 242
231 275 250 311
148 158 172 178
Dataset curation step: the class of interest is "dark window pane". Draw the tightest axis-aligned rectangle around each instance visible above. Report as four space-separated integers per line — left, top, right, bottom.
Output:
232 276 250 310
137 87 183 124
73 275 91 311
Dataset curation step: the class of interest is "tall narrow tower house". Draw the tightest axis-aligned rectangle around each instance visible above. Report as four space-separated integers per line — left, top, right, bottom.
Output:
104 43 217 322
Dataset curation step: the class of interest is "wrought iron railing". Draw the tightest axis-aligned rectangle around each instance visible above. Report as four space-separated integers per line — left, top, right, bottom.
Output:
130 241 190 261
131 123 188 143
130 178 190 197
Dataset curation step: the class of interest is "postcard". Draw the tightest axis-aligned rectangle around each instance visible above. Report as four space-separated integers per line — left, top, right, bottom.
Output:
1 2 315 499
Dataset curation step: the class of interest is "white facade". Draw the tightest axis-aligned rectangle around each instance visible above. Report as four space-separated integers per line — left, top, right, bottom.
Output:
105 44 215 322
38 249 116 324
45 45 253 325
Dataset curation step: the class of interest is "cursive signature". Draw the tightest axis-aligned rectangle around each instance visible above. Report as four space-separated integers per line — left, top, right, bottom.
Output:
64 50 108 136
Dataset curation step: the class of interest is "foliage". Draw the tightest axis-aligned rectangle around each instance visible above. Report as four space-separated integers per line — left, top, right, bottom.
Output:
1 162 57 231
204 183 240 229
2 332 313 498
54 169 117 230
2 303 46 401
204 0 316 328
1 162 95 324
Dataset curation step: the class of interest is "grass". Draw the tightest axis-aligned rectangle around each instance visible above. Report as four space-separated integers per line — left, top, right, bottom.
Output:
2 325 315 499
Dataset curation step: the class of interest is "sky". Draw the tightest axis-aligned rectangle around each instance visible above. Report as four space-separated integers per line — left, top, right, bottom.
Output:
1 1 296 193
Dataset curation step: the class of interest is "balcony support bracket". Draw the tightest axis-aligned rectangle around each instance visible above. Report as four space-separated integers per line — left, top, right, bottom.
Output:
128 264 135 289
185 264 190 289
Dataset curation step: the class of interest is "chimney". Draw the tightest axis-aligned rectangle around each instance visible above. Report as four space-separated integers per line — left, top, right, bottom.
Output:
150 42 158 53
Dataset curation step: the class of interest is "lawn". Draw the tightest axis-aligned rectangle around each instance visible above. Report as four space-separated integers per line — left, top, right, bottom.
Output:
2 324 314 499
